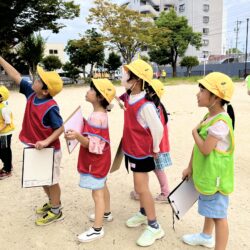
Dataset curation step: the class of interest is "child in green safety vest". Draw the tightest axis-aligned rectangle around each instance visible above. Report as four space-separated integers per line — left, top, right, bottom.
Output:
181 72 235 250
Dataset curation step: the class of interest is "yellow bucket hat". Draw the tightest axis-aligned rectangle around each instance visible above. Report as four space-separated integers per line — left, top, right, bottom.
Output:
37 66 63 97
92 78 116 104
0 85 10 101
124 59 153 84
198 72 234 102
150 79 165 98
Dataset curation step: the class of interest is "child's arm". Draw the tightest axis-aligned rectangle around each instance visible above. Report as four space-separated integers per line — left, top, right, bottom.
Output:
0 57 22 84
182 150 193 180
192 125 219 155
64 129 89 148
35 126 64 150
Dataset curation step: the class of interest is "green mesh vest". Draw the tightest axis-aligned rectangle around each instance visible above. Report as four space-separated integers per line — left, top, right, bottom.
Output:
192 113 234 195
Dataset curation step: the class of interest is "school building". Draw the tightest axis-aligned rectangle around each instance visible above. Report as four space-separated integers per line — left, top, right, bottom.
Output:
121 0 224 60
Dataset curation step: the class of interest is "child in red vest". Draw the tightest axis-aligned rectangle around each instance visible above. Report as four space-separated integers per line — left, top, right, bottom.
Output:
120 59 165 247
65 79 116 243
130 79 172 202
0 56 64 226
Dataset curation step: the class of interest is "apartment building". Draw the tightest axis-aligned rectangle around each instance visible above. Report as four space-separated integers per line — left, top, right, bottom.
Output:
121 0 224 59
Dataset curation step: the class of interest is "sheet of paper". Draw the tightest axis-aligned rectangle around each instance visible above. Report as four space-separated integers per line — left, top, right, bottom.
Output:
168 178 199 219
63 106 84 153
22 147 54 188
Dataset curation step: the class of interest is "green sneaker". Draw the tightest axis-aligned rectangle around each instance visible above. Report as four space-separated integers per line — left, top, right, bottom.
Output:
136 225 165 247
126 212 147 228
36 203 52 214
35 210 64 226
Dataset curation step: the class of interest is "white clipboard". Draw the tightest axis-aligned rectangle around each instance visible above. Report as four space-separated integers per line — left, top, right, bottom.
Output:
63 106 84 154
22 147 55 188
168 178 199 220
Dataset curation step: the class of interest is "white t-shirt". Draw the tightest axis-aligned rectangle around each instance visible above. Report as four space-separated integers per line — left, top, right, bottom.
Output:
205 112 231 151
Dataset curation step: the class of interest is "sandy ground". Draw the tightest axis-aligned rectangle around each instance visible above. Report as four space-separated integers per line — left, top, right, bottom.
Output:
0 83 249 250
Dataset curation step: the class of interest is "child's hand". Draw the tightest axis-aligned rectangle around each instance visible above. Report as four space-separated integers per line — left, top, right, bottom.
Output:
182 167 192 180
152 152 159 159
35 140 49 150
65 129 80 140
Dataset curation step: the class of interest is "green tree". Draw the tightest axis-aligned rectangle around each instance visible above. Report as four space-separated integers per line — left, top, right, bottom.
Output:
226 48 242 54
151 8 202 77
0 0 80 52
87 0 153 63
180 56 199 76
65 38 89 78
62 62 80 82
105 52 122 77
85 28 105 77
17 33 45 75
65 29 104 77
42 55 62 71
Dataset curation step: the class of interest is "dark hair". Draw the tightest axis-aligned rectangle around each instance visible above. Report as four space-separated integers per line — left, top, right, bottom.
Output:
145 84 168 124
198 84 235 129
126 71 144 95
90 82 110 110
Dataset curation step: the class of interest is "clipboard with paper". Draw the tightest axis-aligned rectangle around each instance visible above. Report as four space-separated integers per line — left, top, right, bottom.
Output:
22 147 55 188
110 139 124 173
63 106 84 154
168 178 199 220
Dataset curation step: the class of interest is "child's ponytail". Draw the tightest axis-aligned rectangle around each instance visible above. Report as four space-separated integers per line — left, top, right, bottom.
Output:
222 100 235 129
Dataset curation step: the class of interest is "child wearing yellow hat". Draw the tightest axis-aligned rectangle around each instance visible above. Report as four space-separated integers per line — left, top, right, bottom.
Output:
65 79 116 243
0 56 64 226
182 72 235 250
0 85 15 180
130 79 172 202
120 59 165 247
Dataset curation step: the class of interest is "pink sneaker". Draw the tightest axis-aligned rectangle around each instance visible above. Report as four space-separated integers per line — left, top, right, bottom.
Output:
130 191 140 200
155 193 169 203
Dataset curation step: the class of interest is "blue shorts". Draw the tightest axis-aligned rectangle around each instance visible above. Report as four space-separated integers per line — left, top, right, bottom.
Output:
198 192 229 219
79 173 107 190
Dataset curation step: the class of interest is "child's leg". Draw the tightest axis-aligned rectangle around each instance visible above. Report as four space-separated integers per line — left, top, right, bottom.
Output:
214 218 228 250
202 217 214 235
154 169 170 196
104 183 111 213
92 188 105 228
48 183 61 208
134 172 155 220
1 135 12 172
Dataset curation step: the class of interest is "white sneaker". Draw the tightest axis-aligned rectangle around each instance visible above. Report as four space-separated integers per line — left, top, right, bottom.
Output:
88 212 113 222
78 227 104 243
182 233 215 248
137 225 165 247
126 212 147 228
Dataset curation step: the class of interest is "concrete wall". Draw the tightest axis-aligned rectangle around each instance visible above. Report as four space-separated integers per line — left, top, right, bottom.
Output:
164 62 250 77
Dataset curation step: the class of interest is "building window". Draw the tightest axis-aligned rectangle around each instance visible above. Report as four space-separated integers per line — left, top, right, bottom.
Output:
179 4 185 12
203 39 209 46
203 28 209 35
203 4 209 12
49 49 58 54
203 16 209 24
203 51 209 57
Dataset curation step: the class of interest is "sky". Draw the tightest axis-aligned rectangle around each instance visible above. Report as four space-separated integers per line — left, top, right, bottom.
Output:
41 0 250 54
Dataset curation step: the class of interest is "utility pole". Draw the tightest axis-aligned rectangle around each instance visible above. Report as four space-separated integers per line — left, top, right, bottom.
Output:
235 20 242 60
244 18 249 77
